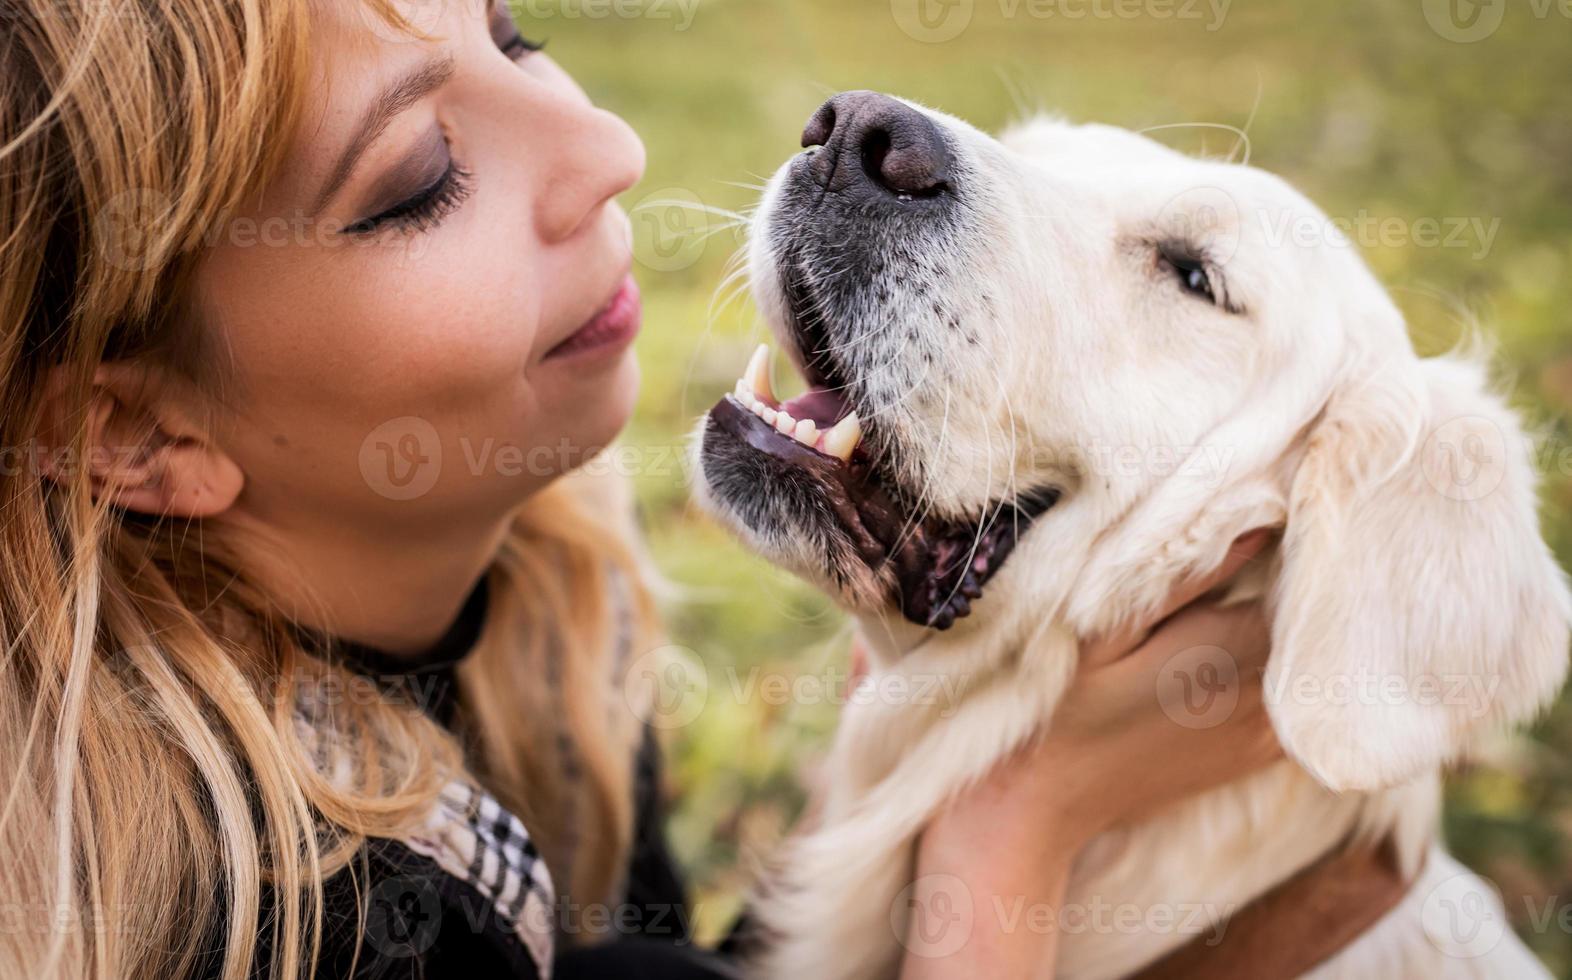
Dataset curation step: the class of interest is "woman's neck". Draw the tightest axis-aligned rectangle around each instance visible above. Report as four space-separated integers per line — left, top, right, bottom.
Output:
228 503 515 659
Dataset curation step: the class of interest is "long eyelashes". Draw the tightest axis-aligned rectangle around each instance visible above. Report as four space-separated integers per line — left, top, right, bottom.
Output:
344 161 475 236
500 32 546 59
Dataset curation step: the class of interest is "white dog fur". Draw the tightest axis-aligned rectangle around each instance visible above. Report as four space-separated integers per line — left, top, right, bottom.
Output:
694 104 1571 979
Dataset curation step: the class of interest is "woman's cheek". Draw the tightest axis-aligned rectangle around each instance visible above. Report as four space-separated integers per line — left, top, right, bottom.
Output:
366 252 542 393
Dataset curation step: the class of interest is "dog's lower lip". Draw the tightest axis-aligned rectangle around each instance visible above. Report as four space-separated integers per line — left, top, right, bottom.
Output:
703 393 1059 630
707 394 894 563
544 274 641 361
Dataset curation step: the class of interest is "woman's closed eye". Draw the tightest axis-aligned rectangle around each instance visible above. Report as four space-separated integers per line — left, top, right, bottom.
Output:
343 6 547 238
341 114 472 238
491 5 545 61
343 158 473 236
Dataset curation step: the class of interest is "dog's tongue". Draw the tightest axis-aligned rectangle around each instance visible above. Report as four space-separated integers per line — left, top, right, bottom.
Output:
779 387 850 427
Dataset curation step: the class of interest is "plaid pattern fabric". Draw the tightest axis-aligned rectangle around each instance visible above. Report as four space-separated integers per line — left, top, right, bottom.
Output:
401 779 558 977
288 566 643 978
294 682 558 977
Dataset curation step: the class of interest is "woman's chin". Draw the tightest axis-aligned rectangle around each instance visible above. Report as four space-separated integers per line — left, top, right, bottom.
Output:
599 347 641 438
539 350 641 482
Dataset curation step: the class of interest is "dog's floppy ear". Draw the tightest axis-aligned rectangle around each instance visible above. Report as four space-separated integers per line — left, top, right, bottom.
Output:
1268 355 1570 792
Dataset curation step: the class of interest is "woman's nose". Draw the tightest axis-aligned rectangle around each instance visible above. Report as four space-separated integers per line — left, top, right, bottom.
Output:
536 103 646 244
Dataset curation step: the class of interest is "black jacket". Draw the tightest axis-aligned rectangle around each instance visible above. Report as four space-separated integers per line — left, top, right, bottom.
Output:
192 579 743 979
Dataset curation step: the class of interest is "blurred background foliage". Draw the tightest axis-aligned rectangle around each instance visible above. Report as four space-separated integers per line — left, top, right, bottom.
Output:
514 0 1572 968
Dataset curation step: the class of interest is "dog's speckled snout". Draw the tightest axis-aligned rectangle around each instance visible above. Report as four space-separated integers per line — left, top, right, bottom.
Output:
799 90 954 201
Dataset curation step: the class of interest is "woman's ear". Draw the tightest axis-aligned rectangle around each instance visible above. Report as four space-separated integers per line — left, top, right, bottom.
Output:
37 364 244 518
1268 355 1571 792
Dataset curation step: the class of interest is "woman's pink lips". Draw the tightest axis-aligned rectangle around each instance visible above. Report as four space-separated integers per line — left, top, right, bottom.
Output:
544 274 642 362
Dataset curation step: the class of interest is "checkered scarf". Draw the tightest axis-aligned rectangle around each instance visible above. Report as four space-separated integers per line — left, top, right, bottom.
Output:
290 568 642 978
293 687 559 977
401 778 558 976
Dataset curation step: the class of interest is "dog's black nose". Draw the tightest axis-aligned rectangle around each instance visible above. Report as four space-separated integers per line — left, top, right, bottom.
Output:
801 90 951 198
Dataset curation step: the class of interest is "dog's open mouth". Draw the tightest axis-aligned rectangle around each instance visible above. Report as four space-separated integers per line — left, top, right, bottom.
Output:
704 342 1058 630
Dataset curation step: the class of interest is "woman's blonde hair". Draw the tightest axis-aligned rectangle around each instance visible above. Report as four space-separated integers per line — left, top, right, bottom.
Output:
0 1 657 977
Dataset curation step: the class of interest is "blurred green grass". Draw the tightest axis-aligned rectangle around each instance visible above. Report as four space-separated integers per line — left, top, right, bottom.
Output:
521 0 1572 966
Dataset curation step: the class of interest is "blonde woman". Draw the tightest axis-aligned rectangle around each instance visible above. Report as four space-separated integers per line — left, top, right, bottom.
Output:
0 1 1282 977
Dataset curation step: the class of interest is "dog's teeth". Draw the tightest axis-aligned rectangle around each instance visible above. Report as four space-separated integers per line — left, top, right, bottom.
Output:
744 343 775 405
820 412 862 461
734 379 751 402
774 411 796 435
751 401 768 419
761 407 777 425
793 419 818 447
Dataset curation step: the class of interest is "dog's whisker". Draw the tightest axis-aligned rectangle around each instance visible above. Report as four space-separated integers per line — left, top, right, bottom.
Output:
663 221 749 249
679 244 757 419
1232 79 1264 166
634 198 752 224
883 381 954 560
1138 121 1254 165
705 268 753 327
941 389 1019 613
994 66 1048 129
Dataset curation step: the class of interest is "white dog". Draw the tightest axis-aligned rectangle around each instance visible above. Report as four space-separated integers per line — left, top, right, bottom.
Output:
693 91 1571 978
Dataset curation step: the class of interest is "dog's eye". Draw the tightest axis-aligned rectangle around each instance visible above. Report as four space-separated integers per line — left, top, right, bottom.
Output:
1173 259 1213 300
1157 246 1218 306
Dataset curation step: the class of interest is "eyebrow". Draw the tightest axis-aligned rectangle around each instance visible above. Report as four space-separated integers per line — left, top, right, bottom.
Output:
310 55 457 217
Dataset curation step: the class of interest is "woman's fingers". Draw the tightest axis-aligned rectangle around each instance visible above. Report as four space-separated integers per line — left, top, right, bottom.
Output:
1124 599 1274 676
1080 528 1275 666
1059 599 1284 829
1067 600 1272 738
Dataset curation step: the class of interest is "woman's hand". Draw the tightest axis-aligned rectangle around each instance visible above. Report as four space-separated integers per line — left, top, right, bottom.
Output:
900 531 1282 978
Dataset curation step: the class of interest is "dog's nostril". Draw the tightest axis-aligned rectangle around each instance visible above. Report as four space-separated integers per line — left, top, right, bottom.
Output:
801 90 953 198
859 127 893 189
861 121 947 197
802 103 836 149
